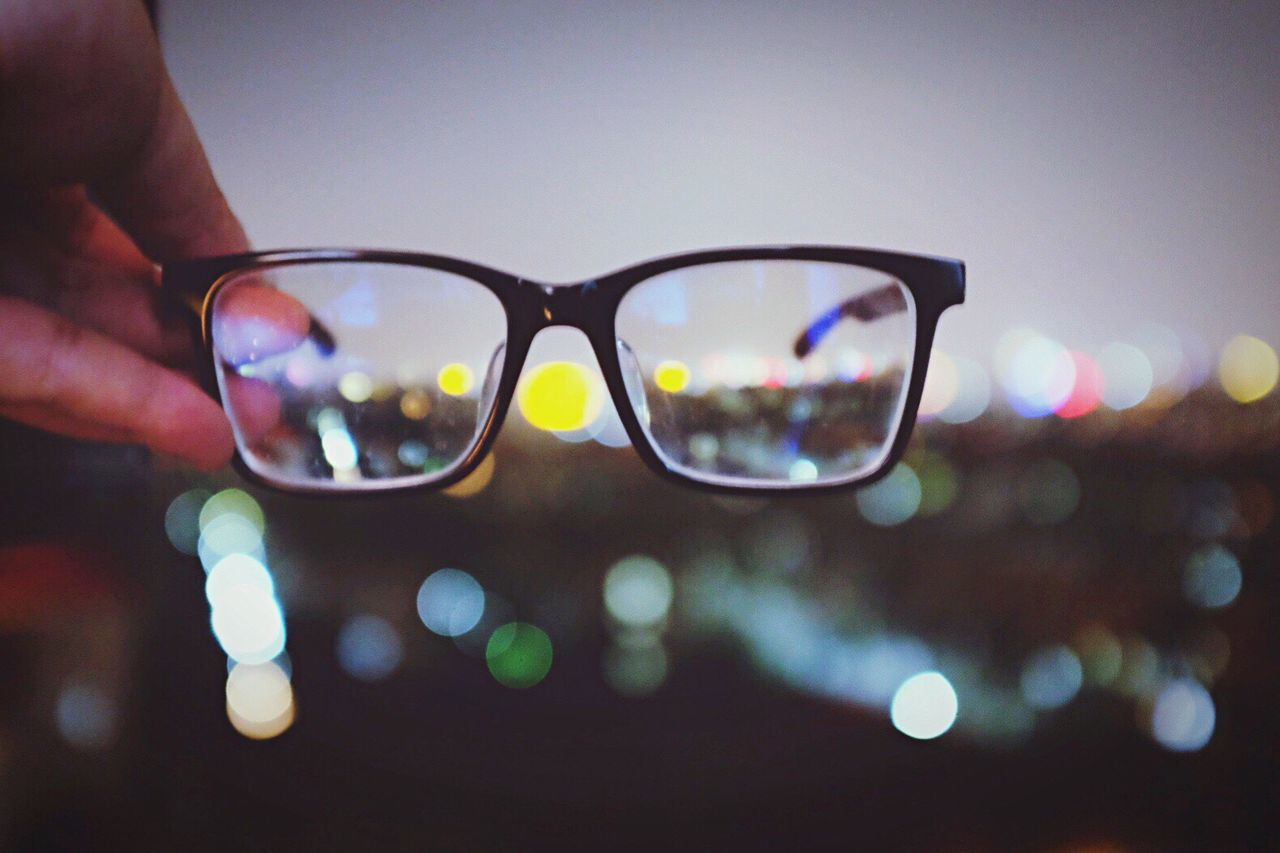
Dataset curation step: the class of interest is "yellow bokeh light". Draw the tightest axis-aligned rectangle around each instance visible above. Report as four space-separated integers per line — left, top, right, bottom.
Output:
443 452 497 499
653 360 691 393
438 363 475 397
227 698 295 740
225 661 295 740
399 388 432 420
1218 335 1278 403
517 361 604 432
338 371 373 403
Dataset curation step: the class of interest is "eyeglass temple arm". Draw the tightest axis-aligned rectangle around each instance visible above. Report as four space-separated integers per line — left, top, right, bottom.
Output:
168 291 338 358
791 284 909 359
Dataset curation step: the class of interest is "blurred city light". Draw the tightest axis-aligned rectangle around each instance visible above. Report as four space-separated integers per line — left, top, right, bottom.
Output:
205 553 275 607
55 682 117 751
336 614 404 681
417 568 486 637
788 458 819 483
1183 544 1242 609
486 622 553 688
197 512 265 570
1055 352 1103 418
226 661 295 740
918 349 958 418
856 463 921 526
1136 323 1195 406
996 329 1076 417
821 636 936 706
164 488 211 556
1075 625 1124 687
603 643 668 697
890 672 959 740
437 362 475 396
1150 679 1216 752
211 584 287 665
517 361 605 432
915 454 961 517
603 555 674 629
338 370 374 403
937 355 991 423
399 388 432 420
1218 334 1278 403
1020 645 1084 709
1096 342 1154 410
654 359 692 393
198 488 265 537
320 428 359 471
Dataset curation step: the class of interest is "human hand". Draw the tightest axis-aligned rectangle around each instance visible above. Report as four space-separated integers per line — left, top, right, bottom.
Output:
0 0 249 470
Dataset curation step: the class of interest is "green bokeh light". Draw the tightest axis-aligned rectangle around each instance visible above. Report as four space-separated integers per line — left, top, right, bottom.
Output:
486 623 553 689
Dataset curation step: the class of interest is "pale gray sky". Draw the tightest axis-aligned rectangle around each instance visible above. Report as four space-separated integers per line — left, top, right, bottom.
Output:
162 1 1280 364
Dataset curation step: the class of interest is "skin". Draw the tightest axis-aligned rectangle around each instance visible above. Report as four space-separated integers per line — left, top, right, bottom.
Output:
0 0 249 471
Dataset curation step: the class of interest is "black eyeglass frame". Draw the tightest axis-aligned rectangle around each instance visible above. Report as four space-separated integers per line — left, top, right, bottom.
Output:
162 245 965 497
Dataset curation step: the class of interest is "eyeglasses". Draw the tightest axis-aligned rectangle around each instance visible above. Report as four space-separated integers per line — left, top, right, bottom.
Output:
163 246 964 495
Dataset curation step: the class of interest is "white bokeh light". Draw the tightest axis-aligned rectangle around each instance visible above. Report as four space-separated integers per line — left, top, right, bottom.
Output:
1150 679 1216 752
211 585 287 665
417 568 486 637
890 671 959 740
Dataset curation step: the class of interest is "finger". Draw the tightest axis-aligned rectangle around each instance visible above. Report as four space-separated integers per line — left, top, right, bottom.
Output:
0 295 233 470
0 402 140 445
2 187 198 365
50 265 196 367
0 234 193 369
213 283 313 366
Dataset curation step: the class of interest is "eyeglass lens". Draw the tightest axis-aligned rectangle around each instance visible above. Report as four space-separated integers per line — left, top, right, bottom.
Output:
615 260 916 487
211 262 507 488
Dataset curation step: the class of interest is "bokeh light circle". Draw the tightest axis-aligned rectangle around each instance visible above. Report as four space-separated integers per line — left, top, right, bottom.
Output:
654 360 692 393
211 585 287 665
1020 645 1083 709
603 555 674 628
890 671 959 740
856 464 921 526
1097 342 1154 410
336 614 404 681
938 356 991 424
416 568 485 637
1150 678 1215 751
918 350 958 418
205 553 275 607
198 488 265 536
486 622 553 688
517 361 605 432
226 661 295 740
164 489 211 555
1183 544 1242 609
437 362 475 396
1218 335 1278 403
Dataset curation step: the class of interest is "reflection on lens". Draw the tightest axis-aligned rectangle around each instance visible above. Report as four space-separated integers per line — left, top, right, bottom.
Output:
615 260 915 487
212 262 506 489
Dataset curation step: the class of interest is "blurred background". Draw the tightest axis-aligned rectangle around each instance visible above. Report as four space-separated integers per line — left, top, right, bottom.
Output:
2 1 1278 849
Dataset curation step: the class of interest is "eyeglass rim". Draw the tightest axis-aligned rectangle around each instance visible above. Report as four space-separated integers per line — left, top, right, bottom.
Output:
162 245 965 497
